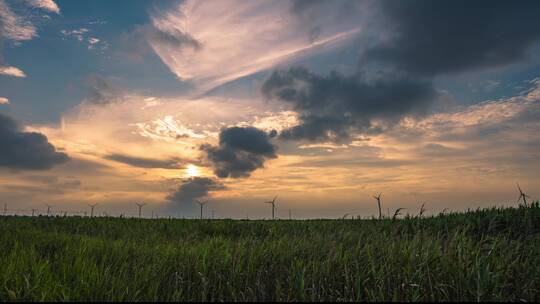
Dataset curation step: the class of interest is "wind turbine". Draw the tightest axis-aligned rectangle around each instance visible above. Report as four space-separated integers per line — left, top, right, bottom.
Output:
517 183 530 207
373 193 382 220
88 203 98 217
195 200 207 220
136 203 146 218
46 204 54 216
264 196 278 220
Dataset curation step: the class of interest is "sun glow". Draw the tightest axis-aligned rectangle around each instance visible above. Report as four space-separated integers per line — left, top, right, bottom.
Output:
185 164 200 177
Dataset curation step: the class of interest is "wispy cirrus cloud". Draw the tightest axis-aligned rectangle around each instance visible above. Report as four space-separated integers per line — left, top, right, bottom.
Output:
24 0 60 14
0 0 37 42
0 0 59 42
104 153 186 170
0 0 59 77
145 0 362 91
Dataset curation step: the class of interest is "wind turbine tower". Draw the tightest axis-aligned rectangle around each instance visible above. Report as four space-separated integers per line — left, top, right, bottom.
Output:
195 200 207 220
517 183 531 207
46 204 54 217
373 193 382 220
136 203 146 219
264 196 278 220
88 203 98 217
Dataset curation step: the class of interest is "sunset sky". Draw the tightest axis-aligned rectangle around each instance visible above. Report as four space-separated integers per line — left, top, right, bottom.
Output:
1 0 539 219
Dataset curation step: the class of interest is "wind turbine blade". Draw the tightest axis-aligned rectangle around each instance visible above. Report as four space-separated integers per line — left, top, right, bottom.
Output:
517 183 523 194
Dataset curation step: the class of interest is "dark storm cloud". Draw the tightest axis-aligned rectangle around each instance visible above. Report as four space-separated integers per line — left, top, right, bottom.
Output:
364 0 540 76
167 176 225 204
290 0 364 43
0 113 69 170
262 67 437 142
267 0 540 143
105 153 185 169
200 126 277 178
291 0 324 14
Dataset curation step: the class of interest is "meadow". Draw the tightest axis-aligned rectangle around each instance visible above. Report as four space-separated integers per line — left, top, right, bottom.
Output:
1 204 540 302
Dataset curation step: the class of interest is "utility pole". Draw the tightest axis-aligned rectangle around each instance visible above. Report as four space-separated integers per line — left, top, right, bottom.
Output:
136 203 146 219
3 203 6 216
32 209 35 217
46 204 53 217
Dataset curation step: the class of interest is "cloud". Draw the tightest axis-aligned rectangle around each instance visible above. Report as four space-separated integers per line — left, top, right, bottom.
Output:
291 0 368 43
60 28 89 41
0 97 8 104
0 113 69 170
146 0 361 90
0 0 59 78
201 126 277 178
363 0 540 76
61 28 108 52
24 0 60 14
0 65 25 77
260 0 540 144
105 153 186 169
144 23 201 50
399 81 540 145
135 115 209 143
119 22 201 64
87 37 99 45
167 176 225 205
0 0 37 41
84 74 122 105
262 67 437 142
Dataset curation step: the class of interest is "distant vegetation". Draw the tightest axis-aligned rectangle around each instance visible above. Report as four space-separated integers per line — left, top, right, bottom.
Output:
1 203 540 301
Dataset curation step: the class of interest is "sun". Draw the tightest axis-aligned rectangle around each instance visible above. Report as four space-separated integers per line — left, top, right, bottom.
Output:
185 164 200 177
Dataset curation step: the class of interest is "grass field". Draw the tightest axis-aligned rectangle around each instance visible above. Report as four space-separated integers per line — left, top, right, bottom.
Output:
1 204 540 302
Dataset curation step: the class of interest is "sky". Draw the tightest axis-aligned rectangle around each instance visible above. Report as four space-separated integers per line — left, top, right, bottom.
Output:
1 0 540 219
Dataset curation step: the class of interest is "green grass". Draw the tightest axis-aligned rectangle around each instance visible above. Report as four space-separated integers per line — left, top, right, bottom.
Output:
1 204 540 302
